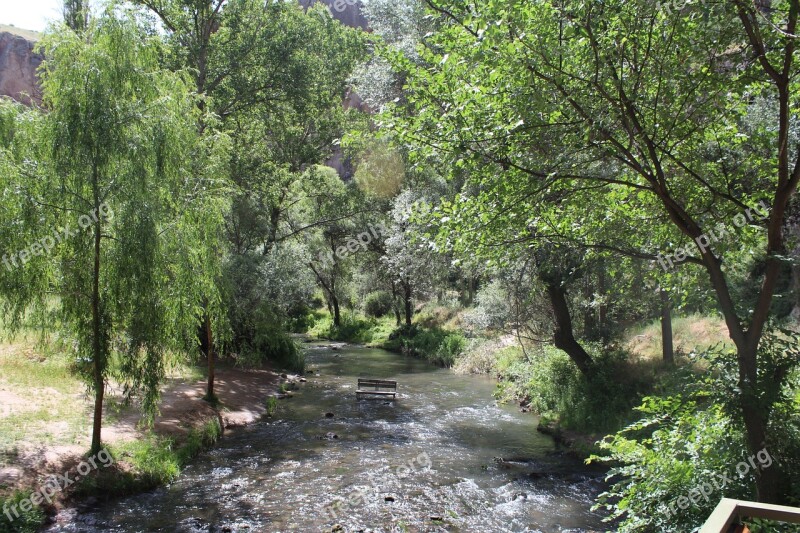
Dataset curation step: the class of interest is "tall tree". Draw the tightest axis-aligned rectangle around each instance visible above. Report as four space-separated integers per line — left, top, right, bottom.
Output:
134 0 365 391
385 0 799 502
63 0 88 31
0 14 228 453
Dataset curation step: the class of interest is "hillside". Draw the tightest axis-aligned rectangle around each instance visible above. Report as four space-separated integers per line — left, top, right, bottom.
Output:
0 26 42 104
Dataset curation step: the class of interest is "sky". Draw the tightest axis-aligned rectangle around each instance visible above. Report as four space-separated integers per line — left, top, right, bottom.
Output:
1 0 64 32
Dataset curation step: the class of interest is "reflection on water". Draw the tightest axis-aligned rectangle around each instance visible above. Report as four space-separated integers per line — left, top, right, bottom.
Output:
49 342 608 532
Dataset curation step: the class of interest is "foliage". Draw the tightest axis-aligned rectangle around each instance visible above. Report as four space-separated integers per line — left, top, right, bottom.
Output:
0 490 46 533
311 312 377 344
264 396 278 418
76 418 222 498
364 291 394 318
592 332 800 530
499 345 650 434
388 324 466 367
0 14 229 453
463 279 511 331
234 303 304 373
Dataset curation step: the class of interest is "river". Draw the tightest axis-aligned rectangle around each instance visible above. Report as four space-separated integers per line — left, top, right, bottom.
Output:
48 341 608 532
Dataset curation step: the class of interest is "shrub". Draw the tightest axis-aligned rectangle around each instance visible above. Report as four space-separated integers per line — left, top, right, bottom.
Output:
389 325 466 367
0 490 46 532
592 397 748 532
312 312 376 344
234 304 305 373
592 331 800 531
364 291 394 318
518 345 649 433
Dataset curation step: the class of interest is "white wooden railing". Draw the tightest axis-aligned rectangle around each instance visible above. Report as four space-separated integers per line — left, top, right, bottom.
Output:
700 498 800 532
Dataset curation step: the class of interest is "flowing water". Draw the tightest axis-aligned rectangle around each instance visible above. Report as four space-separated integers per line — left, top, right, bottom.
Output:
49 342 608 532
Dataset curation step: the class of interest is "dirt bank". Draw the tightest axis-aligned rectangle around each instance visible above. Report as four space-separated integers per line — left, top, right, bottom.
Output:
0 366 282 502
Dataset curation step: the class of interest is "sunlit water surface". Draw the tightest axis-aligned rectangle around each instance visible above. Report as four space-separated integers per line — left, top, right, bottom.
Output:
48 342 608 532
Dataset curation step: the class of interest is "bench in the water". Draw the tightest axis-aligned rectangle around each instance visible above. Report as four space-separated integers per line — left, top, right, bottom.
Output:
356 378 397 399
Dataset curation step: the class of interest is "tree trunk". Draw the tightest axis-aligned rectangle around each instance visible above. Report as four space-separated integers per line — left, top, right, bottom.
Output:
660 288 674 365
90 174 105 455
204 309 215 401
391 281 402 326
403 280 413 327
544 280 593 375
332 295 341 327
739 343 788 503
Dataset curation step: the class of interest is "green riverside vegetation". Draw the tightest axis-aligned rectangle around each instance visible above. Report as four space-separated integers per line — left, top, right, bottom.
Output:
0 0 799 530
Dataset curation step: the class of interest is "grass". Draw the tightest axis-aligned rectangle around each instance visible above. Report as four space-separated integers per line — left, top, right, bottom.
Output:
308 311 397 346
0 489 46 533
264 396 278 417
307 309 468 367
75 418 222 498
0 24 40 41
624 313 732 362
0 335 89 456
0 329 208 458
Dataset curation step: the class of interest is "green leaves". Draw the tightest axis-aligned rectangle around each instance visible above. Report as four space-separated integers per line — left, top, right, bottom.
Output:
0 14 231 434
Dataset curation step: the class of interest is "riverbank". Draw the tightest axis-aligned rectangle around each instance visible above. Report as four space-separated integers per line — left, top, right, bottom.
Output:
0 337 288 530
48 341 608 531
306 307 734 459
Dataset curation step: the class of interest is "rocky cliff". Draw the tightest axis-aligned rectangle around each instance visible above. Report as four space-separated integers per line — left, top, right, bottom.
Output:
0 28 42 105
298 0 369 30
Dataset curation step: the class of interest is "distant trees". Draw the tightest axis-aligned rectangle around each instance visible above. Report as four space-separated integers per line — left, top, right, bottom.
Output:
133 0 366 388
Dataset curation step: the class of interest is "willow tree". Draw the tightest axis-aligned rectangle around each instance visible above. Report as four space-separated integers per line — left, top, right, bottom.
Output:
0 14 228 454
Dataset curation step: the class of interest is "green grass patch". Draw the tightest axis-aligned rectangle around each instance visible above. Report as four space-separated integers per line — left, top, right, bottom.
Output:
75 418 222 498
264 396 278 417
0 490 46 533
495 344 653 434
383 324 467 367
0 341 90 455
308 312 399 346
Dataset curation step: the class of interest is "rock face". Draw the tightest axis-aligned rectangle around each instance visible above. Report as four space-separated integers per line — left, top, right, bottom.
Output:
298 0 369 30
0 31 42 105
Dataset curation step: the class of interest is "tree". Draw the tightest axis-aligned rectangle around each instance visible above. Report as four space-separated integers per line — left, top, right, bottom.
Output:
303 167 364 327
384 0 799 502
63 0 88 31
0 14 228 453
133 0 365 394
382 190 447 326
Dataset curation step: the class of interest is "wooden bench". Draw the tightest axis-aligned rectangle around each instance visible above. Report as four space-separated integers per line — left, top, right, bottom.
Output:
356 378 397 399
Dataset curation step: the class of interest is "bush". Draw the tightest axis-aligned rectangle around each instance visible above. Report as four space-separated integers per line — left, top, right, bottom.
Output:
0 490 46 533
592 331 800 531
517 346 650 433
388 325 466 367
364 291 394 318
463 279 511 331
310 313 376 344
235 304 305 373
77 419 223 498
592 398 748 532
285 303 316 333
